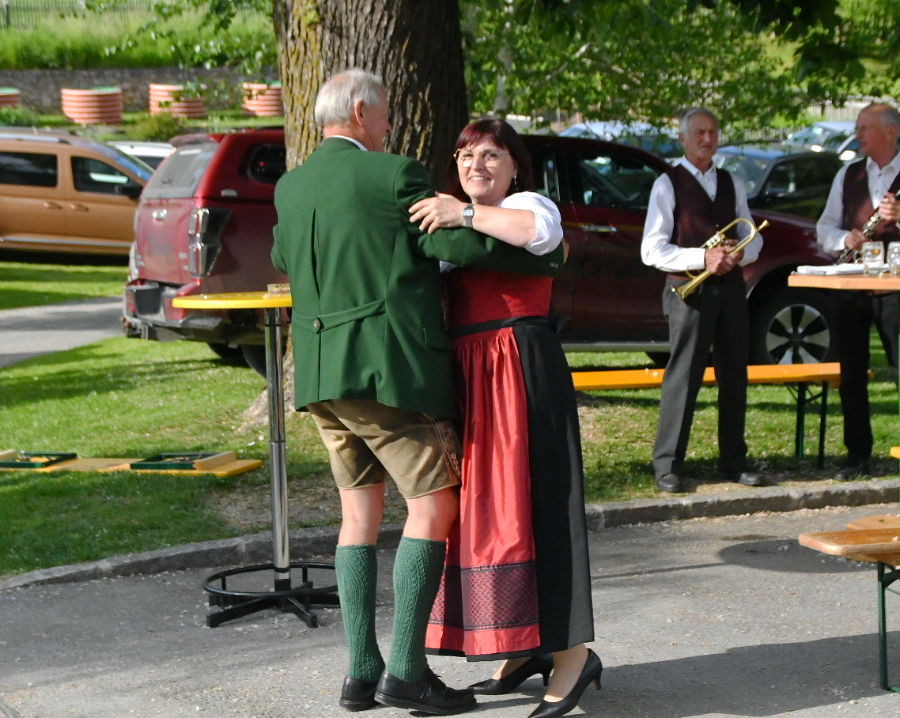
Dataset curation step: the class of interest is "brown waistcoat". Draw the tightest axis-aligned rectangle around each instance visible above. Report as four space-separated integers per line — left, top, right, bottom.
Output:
842 159 900 247
669 164 740 281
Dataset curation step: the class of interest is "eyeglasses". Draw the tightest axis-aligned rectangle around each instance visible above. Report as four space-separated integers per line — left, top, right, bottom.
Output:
454 149 509 168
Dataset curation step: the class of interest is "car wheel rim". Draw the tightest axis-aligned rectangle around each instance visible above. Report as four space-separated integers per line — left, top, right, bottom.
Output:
765 303 830 364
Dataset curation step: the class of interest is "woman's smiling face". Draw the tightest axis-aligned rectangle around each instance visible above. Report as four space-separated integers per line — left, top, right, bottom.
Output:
456 137 517 206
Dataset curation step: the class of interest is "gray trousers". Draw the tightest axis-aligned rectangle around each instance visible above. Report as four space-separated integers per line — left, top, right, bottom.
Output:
652 278 749 478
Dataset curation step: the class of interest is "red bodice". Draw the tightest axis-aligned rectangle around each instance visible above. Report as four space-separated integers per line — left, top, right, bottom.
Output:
445 268 553 329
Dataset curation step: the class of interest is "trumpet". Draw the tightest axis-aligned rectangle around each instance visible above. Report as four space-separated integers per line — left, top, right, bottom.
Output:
835 188 900 264
673 217 769 300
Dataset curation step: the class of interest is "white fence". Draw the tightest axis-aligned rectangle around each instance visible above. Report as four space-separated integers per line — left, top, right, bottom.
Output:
0 0 151 29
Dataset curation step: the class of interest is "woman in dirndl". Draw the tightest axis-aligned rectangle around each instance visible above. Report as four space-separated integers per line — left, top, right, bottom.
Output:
410 119 600 718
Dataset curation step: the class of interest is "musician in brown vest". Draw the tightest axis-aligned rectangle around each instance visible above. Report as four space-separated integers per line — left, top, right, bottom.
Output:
641 107 764 493
816 102 900 480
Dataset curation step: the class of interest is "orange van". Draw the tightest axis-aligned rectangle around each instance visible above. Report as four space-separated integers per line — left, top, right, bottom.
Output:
0 131 152 256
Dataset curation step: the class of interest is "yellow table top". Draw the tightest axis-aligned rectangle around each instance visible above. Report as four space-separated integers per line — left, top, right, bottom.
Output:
788 273 900 291
171 291 293 309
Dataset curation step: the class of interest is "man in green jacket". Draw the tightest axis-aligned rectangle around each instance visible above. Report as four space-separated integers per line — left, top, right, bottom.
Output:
271 69 561 715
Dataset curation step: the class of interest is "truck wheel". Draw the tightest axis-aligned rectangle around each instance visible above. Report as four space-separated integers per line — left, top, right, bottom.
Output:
749 287 834 364
240 345 269 377
240 342 289 378
206 342 244 364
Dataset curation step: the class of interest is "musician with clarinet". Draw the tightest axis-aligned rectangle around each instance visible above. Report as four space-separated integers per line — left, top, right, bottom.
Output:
640 107 765 493
816 102 900 480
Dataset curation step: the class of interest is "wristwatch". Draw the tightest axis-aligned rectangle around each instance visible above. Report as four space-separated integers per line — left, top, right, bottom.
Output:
462 203 475 228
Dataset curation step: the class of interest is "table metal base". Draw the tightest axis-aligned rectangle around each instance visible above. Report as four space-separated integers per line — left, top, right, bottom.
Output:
877 562 900 692
203 561 339 628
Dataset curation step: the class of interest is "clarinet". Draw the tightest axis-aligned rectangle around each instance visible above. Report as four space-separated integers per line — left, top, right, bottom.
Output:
836 188 900 263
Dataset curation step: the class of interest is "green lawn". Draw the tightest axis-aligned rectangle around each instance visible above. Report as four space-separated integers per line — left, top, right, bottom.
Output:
0 260 127 310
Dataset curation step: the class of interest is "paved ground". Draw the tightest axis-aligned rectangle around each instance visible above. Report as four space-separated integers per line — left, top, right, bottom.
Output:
0 296 122 368
3 504 900 718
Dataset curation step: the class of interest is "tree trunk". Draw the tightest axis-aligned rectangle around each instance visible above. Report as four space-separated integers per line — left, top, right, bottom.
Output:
274 0 468 176
241 0 469 427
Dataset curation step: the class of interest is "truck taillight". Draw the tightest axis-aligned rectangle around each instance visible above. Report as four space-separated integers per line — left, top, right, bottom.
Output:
188 207 215 277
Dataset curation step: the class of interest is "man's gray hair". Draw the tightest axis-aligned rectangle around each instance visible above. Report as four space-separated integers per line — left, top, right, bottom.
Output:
863 102 900 131
679 107 719 134
314 69 385 128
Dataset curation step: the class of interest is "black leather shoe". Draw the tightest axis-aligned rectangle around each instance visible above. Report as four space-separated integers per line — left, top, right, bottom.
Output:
655 472 681 493
835 458 870 481
469 654 553 695
339 675 379 711
732 472 765 487
375 668 476 715
527 649 603 718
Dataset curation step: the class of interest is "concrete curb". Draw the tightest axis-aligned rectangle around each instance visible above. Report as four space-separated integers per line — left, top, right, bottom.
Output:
3 479 899 591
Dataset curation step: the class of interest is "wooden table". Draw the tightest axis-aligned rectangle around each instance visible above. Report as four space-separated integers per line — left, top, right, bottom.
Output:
800 514 900 692
172 291 337 627
788 273 900 292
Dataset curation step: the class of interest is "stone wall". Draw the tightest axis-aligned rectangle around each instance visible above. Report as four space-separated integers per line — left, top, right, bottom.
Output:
0 67 276 114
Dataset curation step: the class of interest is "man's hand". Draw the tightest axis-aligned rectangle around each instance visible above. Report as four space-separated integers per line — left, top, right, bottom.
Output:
878 192 900 223
704 241 741 275
844 228 868 252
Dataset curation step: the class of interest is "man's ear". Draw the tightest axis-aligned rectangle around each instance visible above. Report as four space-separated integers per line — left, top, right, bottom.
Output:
352 99 366 125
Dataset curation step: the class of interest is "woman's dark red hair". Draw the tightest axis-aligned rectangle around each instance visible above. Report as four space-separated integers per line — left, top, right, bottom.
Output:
441 119 535 202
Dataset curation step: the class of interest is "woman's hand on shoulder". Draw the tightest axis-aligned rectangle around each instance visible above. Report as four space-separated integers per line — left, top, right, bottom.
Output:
410 193 466 234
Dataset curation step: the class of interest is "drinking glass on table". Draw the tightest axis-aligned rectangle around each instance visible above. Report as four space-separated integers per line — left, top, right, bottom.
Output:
887 241 900 277
861 240 885 276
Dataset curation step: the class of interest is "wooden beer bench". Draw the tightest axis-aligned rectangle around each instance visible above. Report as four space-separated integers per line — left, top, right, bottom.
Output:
572 362 845 467
800 514 900 692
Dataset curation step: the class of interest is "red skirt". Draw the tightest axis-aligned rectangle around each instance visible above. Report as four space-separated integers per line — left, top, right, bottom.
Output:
425 325 541 656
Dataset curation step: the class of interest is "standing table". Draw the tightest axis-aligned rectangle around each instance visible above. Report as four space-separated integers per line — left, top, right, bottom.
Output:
792 273 900 689
172 291 337 627
788 271 900 416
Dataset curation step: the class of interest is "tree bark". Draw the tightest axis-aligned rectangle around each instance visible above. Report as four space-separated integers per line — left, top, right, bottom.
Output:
241 0 469 427
274 0 468 176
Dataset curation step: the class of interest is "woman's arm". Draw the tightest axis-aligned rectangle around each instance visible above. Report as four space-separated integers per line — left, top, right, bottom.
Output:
409 192 562 254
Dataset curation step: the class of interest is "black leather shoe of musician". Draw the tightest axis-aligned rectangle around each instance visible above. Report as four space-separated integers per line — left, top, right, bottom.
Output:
339 675 379 712
835 457 870 481
527 649 603 718
717 471 765 487
375 668 476 715
655 472 681 493
469 654 553 695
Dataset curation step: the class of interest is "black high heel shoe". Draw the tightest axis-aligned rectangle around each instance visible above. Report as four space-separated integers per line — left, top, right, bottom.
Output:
468 654 554 695
527 649 602 718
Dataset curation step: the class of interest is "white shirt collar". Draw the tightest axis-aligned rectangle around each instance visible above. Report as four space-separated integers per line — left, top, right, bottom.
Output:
329 134 367 152
678 156 716 178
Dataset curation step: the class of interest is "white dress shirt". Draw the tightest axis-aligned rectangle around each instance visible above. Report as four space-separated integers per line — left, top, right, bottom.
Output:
640 157 762 272
816 152 900 253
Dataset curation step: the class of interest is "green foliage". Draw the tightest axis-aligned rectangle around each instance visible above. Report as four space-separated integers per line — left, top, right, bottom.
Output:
123 111 186 141
0 5 275 70
0 105 42 126
463 0 801 131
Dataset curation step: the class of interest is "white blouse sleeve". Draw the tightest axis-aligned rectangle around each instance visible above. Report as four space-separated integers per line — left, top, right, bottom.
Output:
498 191 564 255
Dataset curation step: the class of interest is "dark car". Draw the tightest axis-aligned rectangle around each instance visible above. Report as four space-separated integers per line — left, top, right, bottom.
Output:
714 145 842 220
123 130 836 372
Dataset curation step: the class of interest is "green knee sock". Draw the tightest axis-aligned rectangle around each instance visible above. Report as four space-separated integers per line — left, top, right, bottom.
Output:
335 544 384 682
386 536 446 683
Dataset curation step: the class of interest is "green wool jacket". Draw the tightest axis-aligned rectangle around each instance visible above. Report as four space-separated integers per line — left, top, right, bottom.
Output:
271 137 563 418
